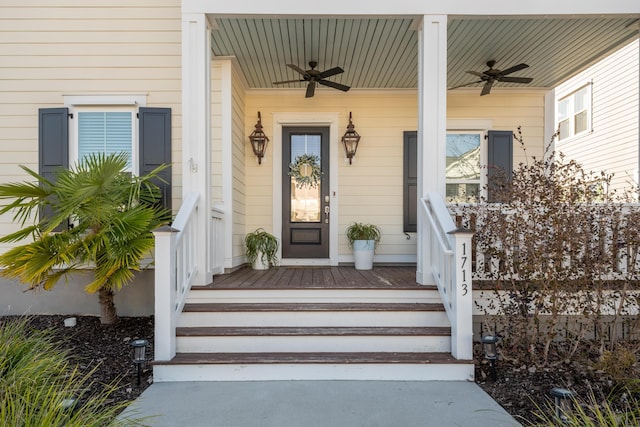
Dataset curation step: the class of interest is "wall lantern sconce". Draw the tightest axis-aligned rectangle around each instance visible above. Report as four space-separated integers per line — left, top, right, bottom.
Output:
551 387 575 423
482 334 499 380
248 111 269 165
130 338 148 385
341 112 360 165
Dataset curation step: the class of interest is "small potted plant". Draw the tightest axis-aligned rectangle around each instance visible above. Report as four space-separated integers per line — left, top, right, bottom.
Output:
245 228 279 270
346 222 381 270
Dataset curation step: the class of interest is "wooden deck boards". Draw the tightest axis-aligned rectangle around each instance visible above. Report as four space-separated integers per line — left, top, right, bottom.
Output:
176 326 451 337
182 302 445 312
205 266 426 289
159 352 471 365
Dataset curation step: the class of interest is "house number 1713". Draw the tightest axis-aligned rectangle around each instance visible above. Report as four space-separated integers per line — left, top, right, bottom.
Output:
461 242 468 296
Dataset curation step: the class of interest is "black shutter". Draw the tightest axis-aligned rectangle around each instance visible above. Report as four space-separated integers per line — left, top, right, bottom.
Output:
403 131 418 232
487 130 513 203
139 107 172 210
39 108 69 229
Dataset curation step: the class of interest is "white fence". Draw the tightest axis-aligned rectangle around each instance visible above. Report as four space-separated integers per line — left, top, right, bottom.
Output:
448 203 640 281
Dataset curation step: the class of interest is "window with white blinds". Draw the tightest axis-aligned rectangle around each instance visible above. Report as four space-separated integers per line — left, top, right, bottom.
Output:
77 111 135 171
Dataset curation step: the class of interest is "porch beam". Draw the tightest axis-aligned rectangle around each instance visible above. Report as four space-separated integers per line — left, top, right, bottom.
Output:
417 15 447 285
182 13 212 285
185 0 640 16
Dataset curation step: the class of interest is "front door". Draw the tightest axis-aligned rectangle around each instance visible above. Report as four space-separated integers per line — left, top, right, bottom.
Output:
282 126 330 258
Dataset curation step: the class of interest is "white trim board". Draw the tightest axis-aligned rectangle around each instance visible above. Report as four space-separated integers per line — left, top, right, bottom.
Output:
272 112 340 266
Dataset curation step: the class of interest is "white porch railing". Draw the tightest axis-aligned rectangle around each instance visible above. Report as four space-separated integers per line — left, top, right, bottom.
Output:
153 192 200 361
448 203 640 281
421 193 474 360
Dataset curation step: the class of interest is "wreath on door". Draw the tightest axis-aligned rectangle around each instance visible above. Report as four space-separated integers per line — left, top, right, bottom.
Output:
288 154 322 189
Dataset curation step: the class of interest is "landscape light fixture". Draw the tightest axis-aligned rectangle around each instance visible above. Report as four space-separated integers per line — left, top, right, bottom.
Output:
551 387 575 423
341 112 360 164
248 111 269 165
130 338 148 385
482 334 499 380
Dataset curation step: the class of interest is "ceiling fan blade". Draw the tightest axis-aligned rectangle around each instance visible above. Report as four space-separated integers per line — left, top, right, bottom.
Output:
499 76 533 84
272 79 305 85
499 63 529 76
466 70 485 78
480 80 494 96
305 81 316 98
317 67 344 79
317 79 350 92
286 64 308 75
448 80 483 90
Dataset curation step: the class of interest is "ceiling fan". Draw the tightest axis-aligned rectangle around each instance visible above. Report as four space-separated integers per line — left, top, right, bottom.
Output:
272 61 351 98
450 60 534 96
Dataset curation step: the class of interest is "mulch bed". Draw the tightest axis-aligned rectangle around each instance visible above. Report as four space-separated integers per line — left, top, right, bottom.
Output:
2 315 627 425
2 315 154 409
476 359 612 424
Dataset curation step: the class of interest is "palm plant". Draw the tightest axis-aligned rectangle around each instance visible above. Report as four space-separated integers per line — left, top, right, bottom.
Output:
0 153 170 324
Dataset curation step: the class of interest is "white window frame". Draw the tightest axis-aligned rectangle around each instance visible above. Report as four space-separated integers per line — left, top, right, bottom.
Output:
445 129 486 203
556 82 592 142
63 94 147 175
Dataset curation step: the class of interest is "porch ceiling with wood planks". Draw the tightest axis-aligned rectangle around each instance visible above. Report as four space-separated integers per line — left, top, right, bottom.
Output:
210 16 639 92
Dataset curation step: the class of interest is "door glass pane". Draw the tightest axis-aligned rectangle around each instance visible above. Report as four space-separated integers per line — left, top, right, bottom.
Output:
290 134 321 223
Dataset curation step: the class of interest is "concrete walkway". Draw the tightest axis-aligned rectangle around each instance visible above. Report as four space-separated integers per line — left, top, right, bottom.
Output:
119 381 521 427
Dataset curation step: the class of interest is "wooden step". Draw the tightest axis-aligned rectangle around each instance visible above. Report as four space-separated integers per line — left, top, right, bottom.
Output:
186 287 442 304
183 302 444 312
176 326 450 336
179 302 450 328
158 352 469 365
152 352 475 382
175 326 451 353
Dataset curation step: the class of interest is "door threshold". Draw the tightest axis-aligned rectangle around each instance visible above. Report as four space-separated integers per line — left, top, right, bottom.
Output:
280 259 335 266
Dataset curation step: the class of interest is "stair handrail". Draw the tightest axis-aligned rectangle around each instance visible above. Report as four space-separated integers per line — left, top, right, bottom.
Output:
153 191 201 361
422 193 473 360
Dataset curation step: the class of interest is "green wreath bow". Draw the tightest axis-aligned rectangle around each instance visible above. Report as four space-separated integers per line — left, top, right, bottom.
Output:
288 154 322 189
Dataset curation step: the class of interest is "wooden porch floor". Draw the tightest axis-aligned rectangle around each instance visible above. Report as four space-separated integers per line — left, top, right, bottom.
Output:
205 266 424 289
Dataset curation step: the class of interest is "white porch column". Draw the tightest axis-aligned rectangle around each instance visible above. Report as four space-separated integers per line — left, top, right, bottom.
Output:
182 13 212 285
417 15 448 285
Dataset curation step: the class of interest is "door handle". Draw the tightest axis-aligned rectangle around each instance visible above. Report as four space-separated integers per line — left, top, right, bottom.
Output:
324 205 330 223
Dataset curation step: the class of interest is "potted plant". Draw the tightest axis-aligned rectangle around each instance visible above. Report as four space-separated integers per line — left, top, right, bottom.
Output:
245 228 279 270
346 222 381 270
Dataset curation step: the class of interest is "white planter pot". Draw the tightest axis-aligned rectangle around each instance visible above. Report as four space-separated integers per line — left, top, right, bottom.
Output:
252 251 269 270
352 240 375 270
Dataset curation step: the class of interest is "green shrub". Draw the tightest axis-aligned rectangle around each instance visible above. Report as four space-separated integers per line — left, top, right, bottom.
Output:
345 222 381 248
528 388 639 426
245 228 279 267
0 317 144 426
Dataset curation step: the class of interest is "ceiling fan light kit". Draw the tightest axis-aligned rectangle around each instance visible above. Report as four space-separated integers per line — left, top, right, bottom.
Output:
450 60 534 96
273 61 351 98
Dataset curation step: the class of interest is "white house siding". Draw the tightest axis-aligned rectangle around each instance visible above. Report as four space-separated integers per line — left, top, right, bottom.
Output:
0 1 181 314
0 0 183 252
244 89 546 259
555 38 640 196
211 58 248 268
211 61 223 202
230 61 248 263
